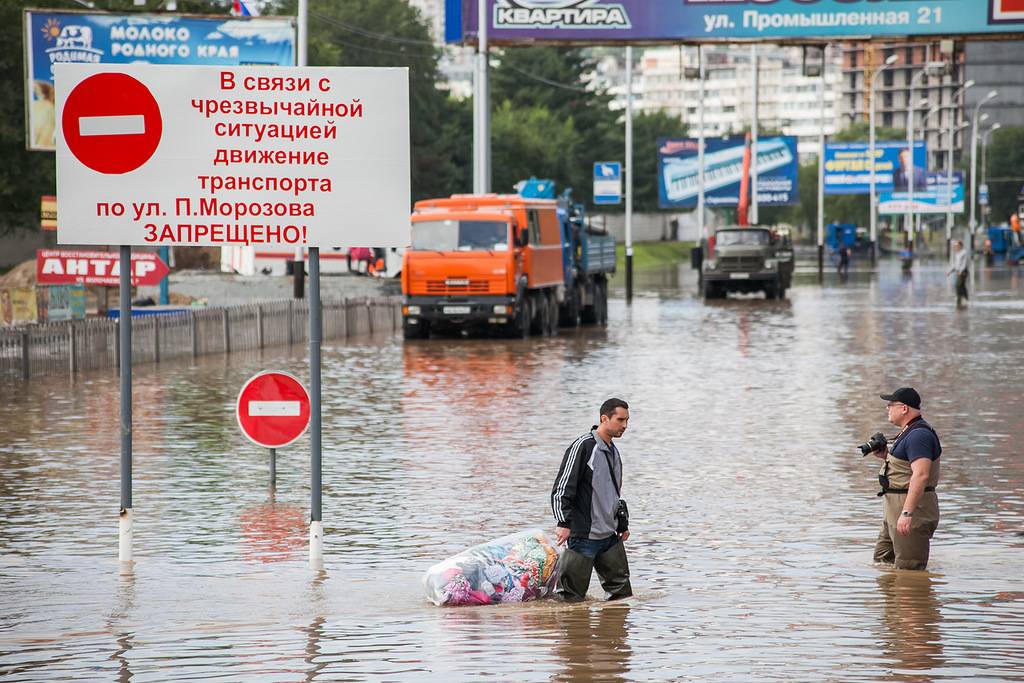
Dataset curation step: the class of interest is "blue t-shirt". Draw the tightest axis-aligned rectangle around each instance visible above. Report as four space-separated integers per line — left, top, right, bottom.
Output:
892 419 942 463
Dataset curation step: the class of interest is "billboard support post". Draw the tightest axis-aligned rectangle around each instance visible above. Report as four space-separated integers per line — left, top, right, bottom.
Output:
293 0 308 299
697 46 706 244
751 45 759 225
474 0 490 194
625 45 633 304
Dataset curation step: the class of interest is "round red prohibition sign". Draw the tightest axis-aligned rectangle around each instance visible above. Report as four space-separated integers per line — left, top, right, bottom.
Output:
61 72 163 175
236 371 311 449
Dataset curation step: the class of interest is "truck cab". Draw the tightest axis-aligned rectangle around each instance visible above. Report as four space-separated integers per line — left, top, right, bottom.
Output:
401 195 564 338
700 227 793 300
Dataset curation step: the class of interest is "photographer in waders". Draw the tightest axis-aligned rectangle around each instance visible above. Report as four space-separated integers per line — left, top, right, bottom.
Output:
871 388 942 570
551 398 632 602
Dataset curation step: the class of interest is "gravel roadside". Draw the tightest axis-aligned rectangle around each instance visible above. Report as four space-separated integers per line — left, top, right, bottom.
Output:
135 270 400 307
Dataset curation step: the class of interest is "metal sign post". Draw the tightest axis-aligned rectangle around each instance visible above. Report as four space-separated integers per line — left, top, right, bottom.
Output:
308 248 323 569
118 246 133 566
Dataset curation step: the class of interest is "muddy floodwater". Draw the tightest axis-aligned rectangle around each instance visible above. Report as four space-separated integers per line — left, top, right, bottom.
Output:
2 258 1023 681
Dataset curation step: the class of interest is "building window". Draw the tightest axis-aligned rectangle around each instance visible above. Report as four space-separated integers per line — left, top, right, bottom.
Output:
883 112 892 128
884 71 894 87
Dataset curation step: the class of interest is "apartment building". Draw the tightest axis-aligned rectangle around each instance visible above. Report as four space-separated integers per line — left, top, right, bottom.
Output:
634 45 841 161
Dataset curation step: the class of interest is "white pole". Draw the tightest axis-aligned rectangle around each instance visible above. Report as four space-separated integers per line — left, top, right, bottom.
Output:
698 46 706 242
817 56 825 280
750 45 759 225
625 45 634 303
294 0 308 271
480 0 489 193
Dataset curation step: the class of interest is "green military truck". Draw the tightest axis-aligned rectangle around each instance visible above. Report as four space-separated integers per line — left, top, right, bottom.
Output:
699 227 794 300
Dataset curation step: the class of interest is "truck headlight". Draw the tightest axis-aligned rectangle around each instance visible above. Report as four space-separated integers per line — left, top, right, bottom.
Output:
404 305 421 315
493 304 511 314
764 259 777 270
704 259 716 270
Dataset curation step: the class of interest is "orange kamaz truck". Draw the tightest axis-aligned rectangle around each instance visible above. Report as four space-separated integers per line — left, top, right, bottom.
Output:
401 192 615 338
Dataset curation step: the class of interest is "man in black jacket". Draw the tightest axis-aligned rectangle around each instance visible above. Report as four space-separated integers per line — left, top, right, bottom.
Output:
551 398 632 602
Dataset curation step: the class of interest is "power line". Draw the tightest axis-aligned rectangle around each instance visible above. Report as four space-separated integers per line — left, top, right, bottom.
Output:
498 61 595 94
309 10 436 47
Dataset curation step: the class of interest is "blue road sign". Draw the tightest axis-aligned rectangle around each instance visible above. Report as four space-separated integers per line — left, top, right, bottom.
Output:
594 162 622 205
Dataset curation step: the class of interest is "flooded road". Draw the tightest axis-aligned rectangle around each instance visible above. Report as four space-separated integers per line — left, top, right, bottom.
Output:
2 257 1023 681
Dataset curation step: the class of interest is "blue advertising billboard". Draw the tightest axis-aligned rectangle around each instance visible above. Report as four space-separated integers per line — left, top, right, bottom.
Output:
447 1 1024 45
24 10 296 150
879 172 965 214
658 136 799 209
824 141 927 196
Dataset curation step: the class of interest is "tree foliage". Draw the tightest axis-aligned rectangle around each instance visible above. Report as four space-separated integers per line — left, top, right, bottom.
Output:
984 126 1024 225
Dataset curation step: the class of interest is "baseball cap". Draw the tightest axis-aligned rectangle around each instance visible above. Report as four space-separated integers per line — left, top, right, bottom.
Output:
880 387 921 410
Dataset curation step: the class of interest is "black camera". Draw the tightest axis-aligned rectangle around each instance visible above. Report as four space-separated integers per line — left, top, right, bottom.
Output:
615 499 629 534
858 432 887 456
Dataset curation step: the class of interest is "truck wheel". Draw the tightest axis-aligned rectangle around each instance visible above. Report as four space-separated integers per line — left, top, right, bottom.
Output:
765 284 777 300
559 287 580 327
509 298 530 339
597 280 608 325
531 293 550 336
546 291 559 336
703 281 719 299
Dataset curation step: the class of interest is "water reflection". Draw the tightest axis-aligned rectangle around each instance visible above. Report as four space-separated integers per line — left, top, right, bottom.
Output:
875 572 945 678
549 605 633 682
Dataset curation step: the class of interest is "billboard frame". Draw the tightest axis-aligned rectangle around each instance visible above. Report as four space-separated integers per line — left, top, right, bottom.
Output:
23 8 298 152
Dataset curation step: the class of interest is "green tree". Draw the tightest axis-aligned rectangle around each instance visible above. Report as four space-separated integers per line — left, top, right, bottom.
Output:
301 0 467 201
490 101 582 194
984 126 1024 225
490 46 619 204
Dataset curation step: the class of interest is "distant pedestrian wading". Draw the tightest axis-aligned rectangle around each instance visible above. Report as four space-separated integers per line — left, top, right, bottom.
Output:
947 240 969 308
871 387 942 570
551 398 632 602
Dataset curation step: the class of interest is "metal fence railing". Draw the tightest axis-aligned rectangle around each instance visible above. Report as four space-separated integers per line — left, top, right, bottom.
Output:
0 296 401 380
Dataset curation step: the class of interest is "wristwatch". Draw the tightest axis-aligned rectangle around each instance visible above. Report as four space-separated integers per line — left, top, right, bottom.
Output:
900 511 913 518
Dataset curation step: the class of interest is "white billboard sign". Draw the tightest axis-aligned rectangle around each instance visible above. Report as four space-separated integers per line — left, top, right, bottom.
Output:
55 64 410 248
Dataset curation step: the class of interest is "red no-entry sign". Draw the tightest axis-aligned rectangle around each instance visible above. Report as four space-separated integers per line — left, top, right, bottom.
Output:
236 372 311 449
61 72 163 175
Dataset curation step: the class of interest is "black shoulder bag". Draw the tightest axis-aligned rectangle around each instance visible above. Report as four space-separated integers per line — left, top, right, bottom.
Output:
603 447 629 534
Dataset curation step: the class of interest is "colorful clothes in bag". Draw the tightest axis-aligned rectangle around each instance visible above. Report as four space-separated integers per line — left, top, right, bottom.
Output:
423 529 562 606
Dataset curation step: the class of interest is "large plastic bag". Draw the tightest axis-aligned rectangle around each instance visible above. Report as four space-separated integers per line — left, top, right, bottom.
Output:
423 529 563 606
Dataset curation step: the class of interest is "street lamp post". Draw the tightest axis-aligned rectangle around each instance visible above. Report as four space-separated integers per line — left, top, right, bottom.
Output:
941 121 970 257
817 48 827 282
945 79 974 257
970 90 998 251
981 122 1002 229
869 54 898 264
906 63 944 251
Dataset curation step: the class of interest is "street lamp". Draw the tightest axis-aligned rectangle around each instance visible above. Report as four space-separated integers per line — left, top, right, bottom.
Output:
970 90 998 248
685 48 707 245
908 96 929 243
869 53 898 263
981 122 1002 228
940 121 970 257
945 79 974 255
906 62 946 251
